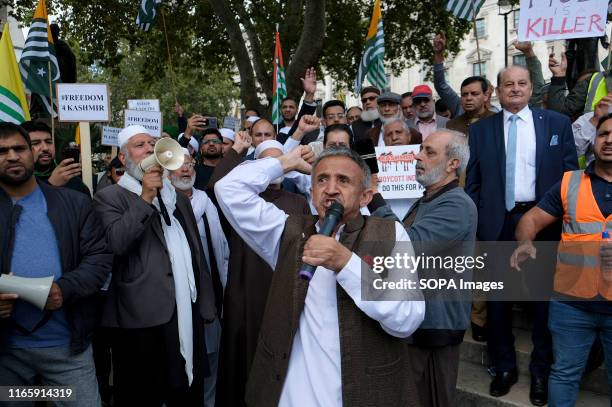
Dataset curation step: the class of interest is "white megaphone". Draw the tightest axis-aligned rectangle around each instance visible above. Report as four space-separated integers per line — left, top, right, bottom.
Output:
0 274 54 310
138 137 185 177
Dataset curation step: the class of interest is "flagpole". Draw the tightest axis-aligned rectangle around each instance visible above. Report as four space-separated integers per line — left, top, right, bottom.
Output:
161 9 178 105
471 0 482 66
47 60 55 139
606 27 612 73
275 24 280 135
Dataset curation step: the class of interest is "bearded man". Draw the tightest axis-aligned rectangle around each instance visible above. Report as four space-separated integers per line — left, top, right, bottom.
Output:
93 125 217 407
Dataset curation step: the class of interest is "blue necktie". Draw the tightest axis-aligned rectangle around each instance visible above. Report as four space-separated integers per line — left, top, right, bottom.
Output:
505 115 519 211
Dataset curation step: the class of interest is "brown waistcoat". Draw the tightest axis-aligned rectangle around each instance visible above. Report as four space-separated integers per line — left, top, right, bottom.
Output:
245 214 419 407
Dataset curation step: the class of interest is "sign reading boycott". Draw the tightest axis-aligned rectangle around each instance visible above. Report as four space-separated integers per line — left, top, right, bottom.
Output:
101 126 121 147
124 109 163 137
127 99 160 112
518 0 608 41
375 145 424 200
56 83 110 122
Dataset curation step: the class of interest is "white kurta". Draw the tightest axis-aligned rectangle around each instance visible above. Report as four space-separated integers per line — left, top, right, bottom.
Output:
214 158 425 407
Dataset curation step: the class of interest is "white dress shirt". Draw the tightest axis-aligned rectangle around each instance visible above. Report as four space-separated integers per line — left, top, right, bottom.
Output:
214 158 425 407
503 106 536 203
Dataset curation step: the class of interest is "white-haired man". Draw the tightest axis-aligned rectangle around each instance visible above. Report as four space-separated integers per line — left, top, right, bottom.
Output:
93 125 217 406
169 148 229 407
403 130 477 406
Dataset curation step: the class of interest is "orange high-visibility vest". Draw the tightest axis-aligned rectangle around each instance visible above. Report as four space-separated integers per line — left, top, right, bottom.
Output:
557 170 612 299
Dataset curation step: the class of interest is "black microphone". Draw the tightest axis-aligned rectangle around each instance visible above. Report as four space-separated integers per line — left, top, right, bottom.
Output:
299 201 344 281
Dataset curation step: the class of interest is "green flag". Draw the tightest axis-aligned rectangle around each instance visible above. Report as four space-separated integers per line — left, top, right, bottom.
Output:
136 0 162 31
19 0 60 116
354 0 387 94
271 28 287 125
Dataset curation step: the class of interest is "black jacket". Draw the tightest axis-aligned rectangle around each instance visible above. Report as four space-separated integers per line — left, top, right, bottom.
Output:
0 181 113 353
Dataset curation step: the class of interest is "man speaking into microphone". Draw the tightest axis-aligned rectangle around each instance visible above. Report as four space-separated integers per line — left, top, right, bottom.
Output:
214 146 424 406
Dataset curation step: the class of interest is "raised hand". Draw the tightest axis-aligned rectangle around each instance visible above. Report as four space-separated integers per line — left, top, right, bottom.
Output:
301 67 317 101
232 131 252 154
277 145 312 175
48 158 81 187
140 165 163 204
548 52 567 77
433 33 446 64
185 114 207 138
513 40 535 58
298 115 321 134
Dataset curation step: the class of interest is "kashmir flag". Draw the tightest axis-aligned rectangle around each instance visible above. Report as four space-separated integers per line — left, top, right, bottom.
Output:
445 0 485 20
271 27 287 125
19 0 60 116
354 0 387 94
136 0 163 31
0 24 31 124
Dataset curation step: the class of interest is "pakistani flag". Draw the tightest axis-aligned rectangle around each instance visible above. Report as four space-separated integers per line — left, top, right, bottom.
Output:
354 0 387 94
0 24 31 124
19 0 60 116
137 0 162 31
271 28 287 125
445 0 485 20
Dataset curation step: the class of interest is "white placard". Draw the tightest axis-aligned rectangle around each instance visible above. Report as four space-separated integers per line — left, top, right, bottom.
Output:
101 126 121 147
375 145 424 199
127 99 160 112
518 0 608 41
124 109 163 137
223 116 240 131
56 83 110 122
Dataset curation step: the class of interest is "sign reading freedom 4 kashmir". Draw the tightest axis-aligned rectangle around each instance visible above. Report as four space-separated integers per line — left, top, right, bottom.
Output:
124 109 163 137
56 83 110 122
375 145 424 200
518 0 608 41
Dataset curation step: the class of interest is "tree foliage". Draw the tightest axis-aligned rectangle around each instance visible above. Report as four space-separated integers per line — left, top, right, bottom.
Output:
6 0 472 114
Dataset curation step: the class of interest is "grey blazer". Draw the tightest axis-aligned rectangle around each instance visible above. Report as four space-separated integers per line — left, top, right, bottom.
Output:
93 185 216 328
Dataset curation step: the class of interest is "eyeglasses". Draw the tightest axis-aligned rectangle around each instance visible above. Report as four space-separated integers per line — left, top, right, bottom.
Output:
180 162 195 169
325 113 345 120
361 96 377 103
201 139 222 145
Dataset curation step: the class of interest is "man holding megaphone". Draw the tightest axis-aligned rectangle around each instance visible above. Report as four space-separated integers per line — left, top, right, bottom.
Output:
93 125 217 406
0 123 113 406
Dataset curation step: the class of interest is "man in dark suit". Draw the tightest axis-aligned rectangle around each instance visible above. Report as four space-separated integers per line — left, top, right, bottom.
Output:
466 65 578 406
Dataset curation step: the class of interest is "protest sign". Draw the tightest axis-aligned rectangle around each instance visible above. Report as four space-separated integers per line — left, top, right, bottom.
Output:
124 109 163 137
127 99 160 112
518 0 608 41
101 126 121 147
223 116 240 131
56 83 110 122
375 145 424 199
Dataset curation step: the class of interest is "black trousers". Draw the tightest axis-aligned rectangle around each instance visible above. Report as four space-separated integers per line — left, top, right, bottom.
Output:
110 309 206 407
486 211 553 378
406 343 462 407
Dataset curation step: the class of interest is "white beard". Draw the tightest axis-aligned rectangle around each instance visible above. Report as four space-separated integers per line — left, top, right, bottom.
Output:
380 111 403 125
360 109 380 122
125 154 144 180
170 174 196 191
